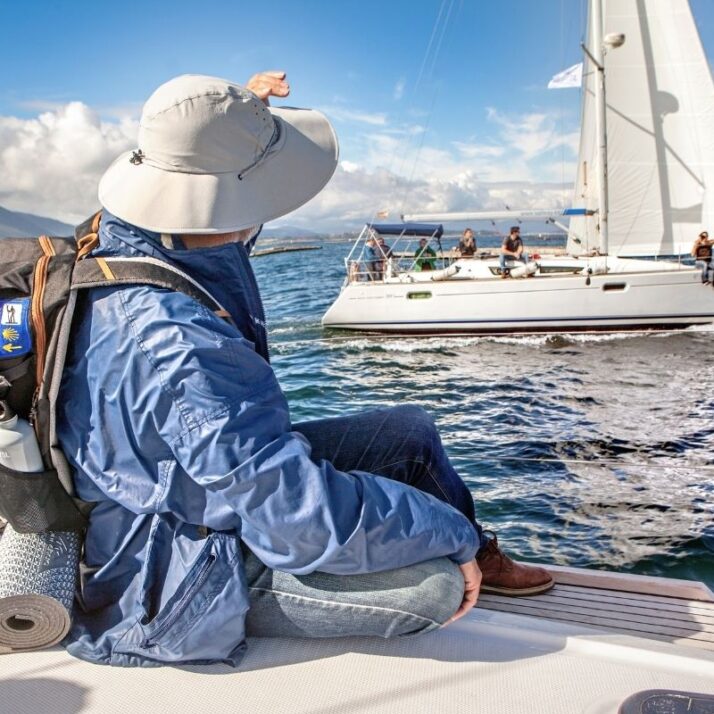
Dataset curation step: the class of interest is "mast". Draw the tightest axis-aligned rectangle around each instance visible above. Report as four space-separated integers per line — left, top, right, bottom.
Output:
591 0 609 255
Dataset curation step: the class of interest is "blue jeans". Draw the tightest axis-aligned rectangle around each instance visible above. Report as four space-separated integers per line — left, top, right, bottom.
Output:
499 253 528 271
243 405 482 639
696 259 713 283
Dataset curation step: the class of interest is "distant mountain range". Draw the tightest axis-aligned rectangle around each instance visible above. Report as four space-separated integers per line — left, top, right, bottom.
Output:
0 204 564 244
0 205 74 237
0 204 326 240
260 225 323 239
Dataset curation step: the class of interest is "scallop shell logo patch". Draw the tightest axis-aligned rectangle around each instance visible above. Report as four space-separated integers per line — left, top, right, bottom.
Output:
0 298 32 358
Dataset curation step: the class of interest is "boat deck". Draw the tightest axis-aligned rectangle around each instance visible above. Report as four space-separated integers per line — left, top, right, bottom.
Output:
482 564 714 652
2 567 713 714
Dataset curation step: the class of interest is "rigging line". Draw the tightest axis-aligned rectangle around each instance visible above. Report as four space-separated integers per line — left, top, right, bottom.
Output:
400 0 459 203
393 0 454 183
400 91 440 206
559 0 584 210
496 456 714 472
396 0 458 193
412 0 451 97
370 0 454 225
425 0 457 83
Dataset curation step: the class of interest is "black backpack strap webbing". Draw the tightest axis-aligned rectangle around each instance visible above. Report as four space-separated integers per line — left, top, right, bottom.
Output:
71 257 232 320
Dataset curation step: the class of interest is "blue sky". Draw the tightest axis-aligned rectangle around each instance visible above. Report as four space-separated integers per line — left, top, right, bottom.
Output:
1 0 712 230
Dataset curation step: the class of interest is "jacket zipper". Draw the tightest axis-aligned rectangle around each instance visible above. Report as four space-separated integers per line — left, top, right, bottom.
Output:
142 552 216 647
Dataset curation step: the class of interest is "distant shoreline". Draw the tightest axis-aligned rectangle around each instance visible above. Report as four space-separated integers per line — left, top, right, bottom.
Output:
251 245 322 257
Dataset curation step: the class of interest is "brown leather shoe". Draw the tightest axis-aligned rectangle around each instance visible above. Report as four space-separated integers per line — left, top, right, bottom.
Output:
476 532 554 596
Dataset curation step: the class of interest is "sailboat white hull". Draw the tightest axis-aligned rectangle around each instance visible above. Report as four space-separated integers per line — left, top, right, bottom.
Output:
322 263 714 334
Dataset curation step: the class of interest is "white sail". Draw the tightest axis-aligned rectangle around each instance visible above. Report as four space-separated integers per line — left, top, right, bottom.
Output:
569 0 714 256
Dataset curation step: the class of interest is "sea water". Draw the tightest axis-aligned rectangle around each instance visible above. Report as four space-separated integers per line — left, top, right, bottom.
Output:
252 238 714 589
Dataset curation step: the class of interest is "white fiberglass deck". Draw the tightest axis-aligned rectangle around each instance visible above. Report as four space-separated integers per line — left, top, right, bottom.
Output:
2 568 713 714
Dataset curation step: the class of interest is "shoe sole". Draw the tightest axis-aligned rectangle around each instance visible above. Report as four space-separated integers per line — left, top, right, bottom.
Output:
480 577 555 597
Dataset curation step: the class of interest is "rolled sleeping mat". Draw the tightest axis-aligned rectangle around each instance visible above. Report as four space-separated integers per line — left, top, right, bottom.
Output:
0 524 80 653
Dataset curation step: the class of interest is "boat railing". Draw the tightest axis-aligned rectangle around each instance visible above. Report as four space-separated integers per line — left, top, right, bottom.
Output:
346 252 454 284
343 223 450 284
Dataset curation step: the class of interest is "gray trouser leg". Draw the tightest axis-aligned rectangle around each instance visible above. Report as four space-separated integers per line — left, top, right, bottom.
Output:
243 549 463 639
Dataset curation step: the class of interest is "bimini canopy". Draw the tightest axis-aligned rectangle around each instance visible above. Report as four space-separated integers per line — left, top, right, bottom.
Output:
368 223 444 238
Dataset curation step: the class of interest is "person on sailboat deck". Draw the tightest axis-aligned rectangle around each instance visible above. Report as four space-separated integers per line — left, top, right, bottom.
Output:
56 71 553 669
691 231 713 284
365 232 380 280
376 235 392 279
499 226 528 277
456 228 477 257
415 237 437 270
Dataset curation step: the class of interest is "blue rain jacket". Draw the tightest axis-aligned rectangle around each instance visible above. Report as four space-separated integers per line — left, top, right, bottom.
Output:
57 213 479 667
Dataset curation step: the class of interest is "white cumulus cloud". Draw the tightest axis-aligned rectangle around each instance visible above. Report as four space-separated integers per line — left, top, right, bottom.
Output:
0 102 137 223
278 164 572 232
0 100 577 233
0 102 138 223
486 107 579 160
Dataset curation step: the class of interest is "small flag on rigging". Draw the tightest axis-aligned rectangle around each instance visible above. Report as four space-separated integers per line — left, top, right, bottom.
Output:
547 62 583 89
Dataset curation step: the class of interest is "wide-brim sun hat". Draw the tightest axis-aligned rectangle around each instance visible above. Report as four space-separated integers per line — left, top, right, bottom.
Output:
99 74 339 234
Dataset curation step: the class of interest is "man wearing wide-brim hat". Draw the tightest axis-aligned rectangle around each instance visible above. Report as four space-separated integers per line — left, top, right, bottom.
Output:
57 71 552 667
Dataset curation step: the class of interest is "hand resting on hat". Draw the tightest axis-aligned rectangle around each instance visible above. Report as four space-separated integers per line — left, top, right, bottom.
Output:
246 70 290 106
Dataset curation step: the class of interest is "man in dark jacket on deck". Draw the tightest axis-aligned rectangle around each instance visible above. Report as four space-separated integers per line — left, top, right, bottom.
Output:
57 71 553 668
500 226 528 277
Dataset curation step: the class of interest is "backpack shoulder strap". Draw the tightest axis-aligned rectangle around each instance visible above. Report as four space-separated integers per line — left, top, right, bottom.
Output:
42 256 233 512
71 256 232 320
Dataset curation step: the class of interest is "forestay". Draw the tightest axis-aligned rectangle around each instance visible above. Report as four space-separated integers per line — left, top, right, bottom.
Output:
569 0 714 257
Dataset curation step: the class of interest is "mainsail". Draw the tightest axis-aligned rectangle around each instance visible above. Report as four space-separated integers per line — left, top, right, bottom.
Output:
569 0 714 257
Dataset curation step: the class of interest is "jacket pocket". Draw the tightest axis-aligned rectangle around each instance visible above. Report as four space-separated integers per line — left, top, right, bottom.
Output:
140 541 217 647
114 530 248 665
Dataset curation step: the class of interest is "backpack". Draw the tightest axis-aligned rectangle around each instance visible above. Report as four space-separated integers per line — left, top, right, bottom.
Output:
0 212 227 534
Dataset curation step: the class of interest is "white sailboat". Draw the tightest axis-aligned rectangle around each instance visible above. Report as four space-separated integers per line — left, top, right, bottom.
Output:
322 0 714 334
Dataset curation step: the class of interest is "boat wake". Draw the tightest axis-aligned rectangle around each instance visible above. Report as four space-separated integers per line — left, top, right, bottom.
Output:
273 329 699 354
